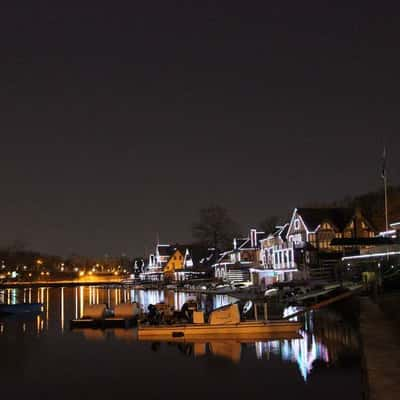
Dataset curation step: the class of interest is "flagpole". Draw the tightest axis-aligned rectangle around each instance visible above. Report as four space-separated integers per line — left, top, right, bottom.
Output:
382 146 389 232
384 172 389 232
384 175 389 231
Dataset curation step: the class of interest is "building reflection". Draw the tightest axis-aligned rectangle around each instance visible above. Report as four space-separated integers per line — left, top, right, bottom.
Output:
253 309 359 381
253 330 329 381
145 306 359 380
61 287 65 333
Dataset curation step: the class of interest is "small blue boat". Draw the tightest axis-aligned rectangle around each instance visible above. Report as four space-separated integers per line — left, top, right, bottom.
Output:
0 303 44 315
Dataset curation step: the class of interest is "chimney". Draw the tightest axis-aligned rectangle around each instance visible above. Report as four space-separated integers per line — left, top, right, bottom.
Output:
250 229 257 248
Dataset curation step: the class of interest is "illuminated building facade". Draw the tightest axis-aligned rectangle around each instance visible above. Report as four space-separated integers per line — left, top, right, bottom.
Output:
163 249 185 276
142 243 217 281
285 207 376 280
341 221 400 284
213 229 266 282
256 207 377 283
258 223 298 284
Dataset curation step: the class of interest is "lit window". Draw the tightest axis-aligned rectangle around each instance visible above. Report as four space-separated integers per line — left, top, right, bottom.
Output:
294 219 300 230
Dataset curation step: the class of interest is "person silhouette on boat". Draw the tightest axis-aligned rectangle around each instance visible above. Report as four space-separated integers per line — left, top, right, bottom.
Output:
147 304 162 325
180 300 197 322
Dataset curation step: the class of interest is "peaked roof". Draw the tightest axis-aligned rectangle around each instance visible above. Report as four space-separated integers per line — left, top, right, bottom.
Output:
237 231 267 249
236 238 249 249
280 224 289 239
296 208 356 231
264 224 289 241
170 244 218 267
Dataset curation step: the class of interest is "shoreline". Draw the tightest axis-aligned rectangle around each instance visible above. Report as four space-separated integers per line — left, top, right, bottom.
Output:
0 280 124 289
359 295 400 400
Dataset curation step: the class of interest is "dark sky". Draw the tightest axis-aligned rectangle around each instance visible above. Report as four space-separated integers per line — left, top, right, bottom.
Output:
1 1 400 257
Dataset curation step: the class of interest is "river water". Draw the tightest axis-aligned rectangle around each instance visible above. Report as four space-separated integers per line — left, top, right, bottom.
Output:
0 286 363 400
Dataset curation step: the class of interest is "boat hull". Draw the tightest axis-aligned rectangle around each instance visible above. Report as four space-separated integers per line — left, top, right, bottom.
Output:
138 320 301 339
70 317 137 329
137 331 302 343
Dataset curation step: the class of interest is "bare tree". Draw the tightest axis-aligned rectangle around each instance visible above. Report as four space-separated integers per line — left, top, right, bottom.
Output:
192 205 241 251
258 216 281 235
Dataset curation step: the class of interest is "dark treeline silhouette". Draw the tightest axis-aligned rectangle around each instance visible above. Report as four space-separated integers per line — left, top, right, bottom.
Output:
258 185 400 236
258 216 284 235
324 185 400 231
192 205 242 252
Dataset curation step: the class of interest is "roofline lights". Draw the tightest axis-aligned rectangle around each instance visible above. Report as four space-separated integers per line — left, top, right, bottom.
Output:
378 229 396 236
342 251 400 261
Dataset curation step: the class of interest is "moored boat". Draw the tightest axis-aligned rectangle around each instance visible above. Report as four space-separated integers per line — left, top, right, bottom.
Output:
70 302 141 329
138 303 301 339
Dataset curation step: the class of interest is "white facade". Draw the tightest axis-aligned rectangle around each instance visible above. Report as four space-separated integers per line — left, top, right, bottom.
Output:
213 229 265 282
259 224 299 283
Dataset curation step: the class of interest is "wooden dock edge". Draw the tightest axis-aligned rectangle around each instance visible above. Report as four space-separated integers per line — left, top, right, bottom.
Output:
283 285 363 320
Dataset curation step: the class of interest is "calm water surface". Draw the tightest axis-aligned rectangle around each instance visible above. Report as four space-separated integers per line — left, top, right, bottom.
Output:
0 286 363 400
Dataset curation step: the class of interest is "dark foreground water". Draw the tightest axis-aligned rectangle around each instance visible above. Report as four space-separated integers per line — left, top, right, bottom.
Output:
0 286 363 400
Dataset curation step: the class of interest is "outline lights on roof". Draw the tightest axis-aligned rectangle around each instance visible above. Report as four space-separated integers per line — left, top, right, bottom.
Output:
342 251 400 261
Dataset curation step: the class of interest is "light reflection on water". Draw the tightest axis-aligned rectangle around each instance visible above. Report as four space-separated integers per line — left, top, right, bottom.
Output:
0 286 360 382
254 326 330 381
0 286 236 336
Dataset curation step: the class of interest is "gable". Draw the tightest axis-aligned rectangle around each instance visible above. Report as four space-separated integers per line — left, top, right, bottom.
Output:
319 220 340 232
287 209 309 237
163 249 185 273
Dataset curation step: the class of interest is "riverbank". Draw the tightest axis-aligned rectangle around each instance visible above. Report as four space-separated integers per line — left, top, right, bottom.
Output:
0 278 123 288
359 295 400 400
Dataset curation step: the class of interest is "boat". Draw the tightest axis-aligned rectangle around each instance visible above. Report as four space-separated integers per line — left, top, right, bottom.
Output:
138 303 301 339
120 278 139 285
70 302 141 329
213 284 235 294
264 288 279 297
0 303 44 315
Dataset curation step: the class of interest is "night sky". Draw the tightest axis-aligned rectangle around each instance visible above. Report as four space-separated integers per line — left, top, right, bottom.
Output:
1 1 400 257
